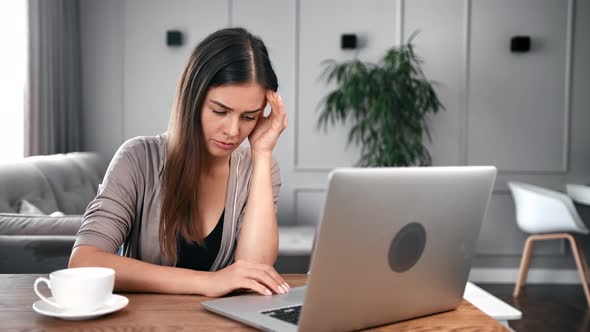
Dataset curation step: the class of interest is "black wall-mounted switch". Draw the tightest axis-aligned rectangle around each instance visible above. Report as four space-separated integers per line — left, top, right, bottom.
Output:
167 30 183 47
510 36 531 53
341 34 357 50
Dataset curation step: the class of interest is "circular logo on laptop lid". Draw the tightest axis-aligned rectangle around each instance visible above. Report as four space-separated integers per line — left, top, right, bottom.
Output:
388 222 427 273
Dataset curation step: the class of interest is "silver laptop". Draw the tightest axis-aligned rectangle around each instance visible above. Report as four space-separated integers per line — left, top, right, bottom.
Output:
202 166 497 332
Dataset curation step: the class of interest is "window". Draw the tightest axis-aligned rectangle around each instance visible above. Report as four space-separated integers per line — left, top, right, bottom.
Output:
0 1 26 162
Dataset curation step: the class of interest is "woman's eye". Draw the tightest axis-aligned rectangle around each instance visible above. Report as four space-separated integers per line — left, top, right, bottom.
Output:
212 109 255 121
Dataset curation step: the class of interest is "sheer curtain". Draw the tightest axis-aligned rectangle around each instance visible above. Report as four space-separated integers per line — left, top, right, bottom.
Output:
25 0 82 156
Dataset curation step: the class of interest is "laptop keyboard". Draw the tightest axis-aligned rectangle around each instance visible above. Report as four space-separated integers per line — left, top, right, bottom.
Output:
261 305 302 325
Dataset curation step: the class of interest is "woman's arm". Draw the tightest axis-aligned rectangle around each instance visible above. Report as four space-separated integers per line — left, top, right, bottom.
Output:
235 152 278 265
69 245 213 294
70 245 287 296
236 91 287 266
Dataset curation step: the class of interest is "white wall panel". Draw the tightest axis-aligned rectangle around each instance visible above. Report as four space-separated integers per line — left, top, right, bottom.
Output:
123 0 229 140
296 0 397 169
80 0 124 159
295 190 325 225
467 0 571 172
402 0 465 166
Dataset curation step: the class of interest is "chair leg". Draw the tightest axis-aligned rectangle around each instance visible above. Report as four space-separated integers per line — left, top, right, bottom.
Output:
514 236 535 297
578 241 590 284
566 234 590 307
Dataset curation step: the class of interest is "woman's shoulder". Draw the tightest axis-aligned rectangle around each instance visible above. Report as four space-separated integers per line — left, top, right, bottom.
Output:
117 133 167 156
113 133 167 176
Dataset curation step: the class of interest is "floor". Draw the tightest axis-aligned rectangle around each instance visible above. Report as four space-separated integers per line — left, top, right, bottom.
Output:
478 283 590 332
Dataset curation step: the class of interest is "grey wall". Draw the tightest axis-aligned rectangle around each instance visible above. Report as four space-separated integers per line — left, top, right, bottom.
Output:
80 0 124 160
79 0 590 273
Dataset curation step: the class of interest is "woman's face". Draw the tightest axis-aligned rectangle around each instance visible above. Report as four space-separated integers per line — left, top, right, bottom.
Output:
201 81 267 159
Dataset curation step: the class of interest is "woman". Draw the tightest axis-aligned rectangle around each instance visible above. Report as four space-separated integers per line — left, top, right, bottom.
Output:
69 27 289 297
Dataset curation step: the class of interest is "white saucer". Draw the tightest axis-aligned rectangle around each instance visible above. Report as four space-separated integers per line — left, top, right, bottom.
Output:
32 294 129 320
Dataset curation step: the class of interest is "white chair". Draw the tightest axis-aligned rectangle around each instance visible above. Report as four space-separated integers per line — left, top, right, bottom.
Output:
566 184 590 206
508 181 590 306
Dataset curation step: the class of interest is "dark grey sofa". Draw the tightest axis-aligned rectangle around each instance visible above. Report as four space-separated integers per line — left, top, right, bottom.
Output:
0 152 107 273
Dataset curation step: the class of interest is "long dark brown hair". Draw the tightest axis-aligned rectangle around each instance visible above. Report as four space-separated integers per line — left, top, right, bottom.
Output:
160 27 279 262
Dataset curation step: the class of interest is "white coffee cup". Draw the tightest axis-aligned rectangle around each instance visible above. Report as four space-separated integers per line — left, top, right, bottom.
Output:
34 267 115 313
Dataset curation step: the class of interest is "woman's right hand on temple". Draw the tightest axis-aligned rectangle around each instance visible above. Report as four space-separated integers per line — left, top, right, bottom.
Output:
204 259 291 297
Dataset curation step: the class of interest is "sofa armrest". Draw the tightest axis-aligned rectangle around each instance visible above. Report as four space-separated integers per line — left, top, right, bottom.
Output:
0 235 75 273
0 213 83 236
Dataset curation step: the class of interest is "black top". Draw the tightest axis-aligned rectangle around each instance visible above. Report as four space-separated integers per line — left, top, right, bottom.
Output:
176 210 224 271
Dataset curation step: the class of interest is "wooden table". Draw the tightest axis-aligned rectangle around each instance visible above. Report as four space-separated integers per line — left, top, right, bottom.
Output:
1 274 508 331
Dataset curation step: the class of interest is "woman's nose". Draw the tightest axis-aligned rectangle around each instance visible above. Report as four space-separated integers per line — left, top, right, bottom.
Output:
223 116 240 137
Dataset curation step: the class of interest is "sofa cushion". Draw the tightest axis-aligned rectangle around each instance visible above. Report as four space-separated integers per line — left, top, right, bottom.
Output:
27 153 106 214
0 162 59 214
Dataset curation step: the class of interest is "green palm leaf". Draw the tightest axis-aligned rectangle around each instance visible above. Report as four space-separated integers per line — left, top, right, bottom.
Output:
316 31 444 167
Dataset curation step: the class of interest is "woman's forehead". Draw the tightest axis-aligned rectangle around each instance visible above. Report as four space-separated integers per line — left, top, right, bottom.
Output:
205 82 266 110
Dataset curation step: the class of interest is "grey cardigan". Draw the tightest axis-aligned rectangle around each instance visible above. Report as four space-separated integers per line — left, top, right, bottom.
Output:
74 133 281 271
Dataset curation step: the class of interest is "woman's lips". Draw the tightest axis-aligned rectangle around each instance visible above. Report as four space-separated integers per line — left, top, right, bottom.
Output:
214 140 236 150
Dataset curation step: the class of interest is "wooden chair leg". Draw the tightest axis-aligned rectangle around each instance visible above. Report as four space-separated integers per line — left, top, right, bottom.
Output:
514 236 535 297
566 234 590 307
578 240 590 284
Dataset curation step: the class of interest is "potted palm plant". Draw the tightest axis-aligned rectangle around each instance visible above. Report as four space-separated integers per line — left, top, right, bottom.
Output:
317 33 444 167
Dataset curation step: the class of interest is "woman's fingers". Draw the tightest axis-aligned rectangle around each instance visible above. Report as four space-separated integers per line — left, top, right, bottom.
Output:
234 260 288 294
271 95 287 134
257 263 289 291
244 261 290 293
229 260 292 296
266 90 287 121
263 265 290 291
262 267 290 293
274 93 286 119
246 268 286 294
241 279 272 296
265 90 274 115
